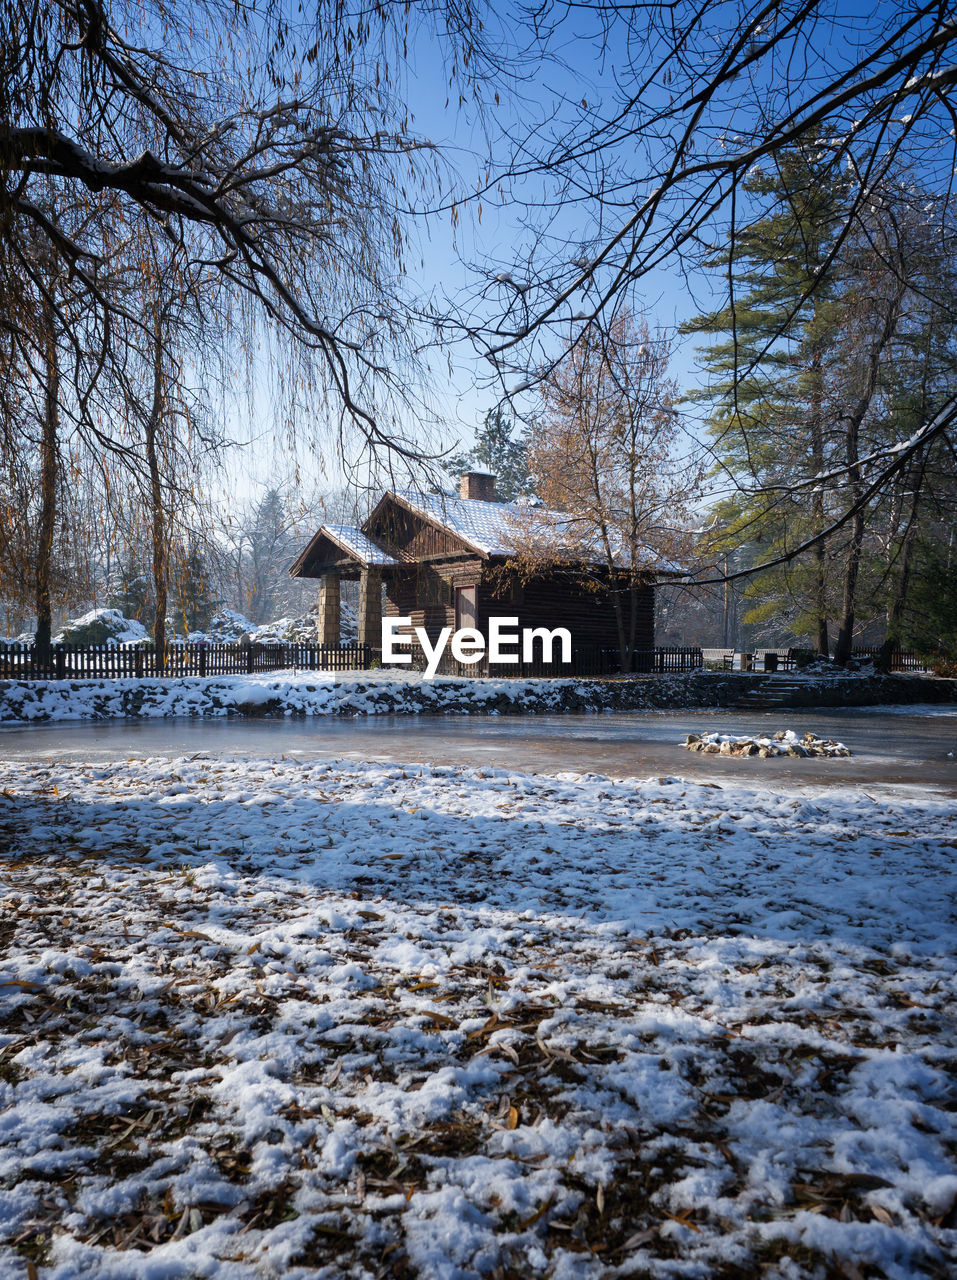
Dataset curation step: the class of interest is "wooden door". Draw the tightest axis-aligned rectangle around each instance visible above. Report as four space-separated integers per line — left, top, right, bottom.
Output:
455 585 478 631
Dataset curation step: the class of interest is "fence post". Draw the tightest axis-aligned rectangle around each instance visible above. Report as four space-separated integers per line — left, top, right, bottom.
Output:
54 646 65 680
246 643 254 675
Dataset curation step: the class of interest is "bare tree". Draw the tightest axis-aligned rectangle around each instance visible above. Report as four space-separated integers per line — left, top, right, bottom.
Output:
475 2 957 562
223 488 312 624
0 0 476 464
511 311 697 669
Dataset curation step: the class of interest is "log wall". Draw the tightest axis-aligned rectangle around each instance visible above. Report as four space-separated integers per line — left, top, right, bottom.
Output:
367 504 469 562
384 560 654 655
480 569 654 652
384 560 484 640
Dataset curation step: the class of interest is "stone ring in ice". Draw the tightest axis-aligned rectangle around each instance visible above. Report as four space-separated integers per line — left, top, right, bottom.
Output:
683 729 851 758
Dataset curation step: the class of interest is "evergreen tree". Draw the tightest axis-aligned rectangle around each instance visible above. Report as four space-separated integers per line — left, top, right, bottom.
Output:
683 140 850 653
448 408 534 503
107 564 153 625
170 550 221 635
686 141 957 660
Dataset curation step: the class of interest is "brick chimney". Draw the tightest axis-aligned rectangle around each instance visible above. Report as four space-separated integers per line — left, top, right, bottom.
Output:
459 471 496 502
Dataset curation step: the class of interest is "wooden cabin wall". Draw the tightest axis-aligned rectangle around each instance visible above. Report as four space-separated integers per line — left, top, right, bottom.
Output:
384 560 483 643
367 505 466 562
385 562 654 656
480 569 655 652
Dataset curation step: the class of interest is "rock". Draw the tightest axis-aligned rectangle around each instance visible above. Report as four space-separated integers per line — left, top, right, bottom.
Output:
786 744 808 757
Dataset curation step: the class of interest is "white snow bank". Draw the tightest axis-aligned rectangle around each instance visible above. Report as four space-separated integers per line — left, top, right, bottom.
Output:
53 607 149 646
0 671 704 724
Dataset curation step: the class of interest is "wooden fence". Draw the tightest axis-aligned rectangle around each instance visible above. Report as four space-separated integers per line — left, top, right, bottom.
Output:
0 641 704 682
0 642 372 681
849 646 937 672
403 645 704 679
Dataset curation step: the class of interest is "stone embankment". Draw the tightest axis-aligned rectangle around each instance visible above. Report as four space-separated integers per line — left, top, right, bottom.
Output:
0 669 955 723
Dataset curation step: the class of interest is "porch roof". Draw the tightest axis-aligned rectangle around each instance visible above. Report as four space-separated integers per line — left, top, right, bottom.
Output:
290 524 398 578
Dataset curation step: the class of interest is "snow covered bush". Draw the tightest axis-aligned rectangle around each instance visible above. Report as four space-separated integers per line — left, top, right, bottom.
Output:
54 608 148 646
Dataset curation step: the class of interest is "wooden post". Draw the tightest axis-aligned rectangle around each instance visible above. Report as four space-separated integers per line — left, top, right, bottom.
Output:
357 568 382 649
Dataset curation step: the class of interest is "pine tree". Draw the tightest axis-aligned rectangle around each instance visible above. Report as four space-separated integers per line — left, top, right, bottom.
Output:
107 564 153 625
448 408 534 503
683 140 850 653
171 550 221 636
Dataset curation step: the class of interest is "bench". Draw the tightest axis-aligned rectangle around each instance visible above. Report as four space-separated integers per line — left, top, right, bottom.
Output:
753 647 796 673
701 648 735 670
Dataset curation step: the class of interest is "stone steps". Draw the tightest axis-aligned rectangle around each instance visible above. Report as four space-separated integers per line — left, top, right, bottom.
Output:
731 679 807 710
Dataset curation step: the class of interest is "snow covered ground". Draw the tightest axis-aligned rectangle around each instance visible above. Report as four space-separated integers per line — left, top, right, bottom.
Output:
1 754 955 1279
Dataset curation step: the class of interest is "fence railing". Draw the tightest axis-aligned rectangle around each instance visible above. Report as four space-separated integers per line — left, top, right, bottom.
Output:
0 640 705 682
389 644 704 679
849 646 937 672
0 641 372 682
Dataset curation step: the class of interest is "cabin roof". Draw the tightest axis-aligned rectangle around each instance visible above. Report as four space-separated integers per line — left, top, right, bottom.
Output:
389 490 685 574
292 489 687 578
324 525 399 565
388 490 514 556
289 523 399 578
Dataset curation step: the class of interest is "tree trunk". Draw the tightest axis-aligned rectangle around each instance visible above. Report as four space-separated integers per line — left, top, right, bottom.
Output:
626 575 638 670
807 343 830 656
833 508 863 664
833 406 864 665
878 487 920 671
34 297 59 658
146 316 168 666
611 583 629 673
833 287 904 665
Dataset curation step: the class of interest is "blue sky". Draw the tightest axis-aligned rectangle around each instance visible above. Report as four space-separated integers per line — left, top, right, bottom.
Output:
223 0 952 509
225 1 713 506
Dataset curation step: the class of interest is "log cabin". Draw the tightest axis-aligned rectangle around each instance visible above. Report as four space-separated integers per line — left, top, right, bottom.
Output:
289 472 684 670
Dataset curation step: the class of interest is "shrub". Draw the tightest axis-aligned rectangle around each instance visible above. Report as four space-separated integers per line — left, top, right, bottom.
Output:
931 657 957 679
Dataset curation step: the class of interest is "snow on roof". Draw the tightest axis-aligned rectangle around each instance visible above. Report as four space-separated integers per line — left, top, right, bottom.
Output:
393 491 521 555
391 491 685 574
323 525 398 566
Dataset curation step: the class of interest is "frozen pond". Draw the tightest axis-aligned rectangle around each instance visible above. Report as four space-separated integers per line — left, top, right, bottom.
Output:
1 707 955 793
